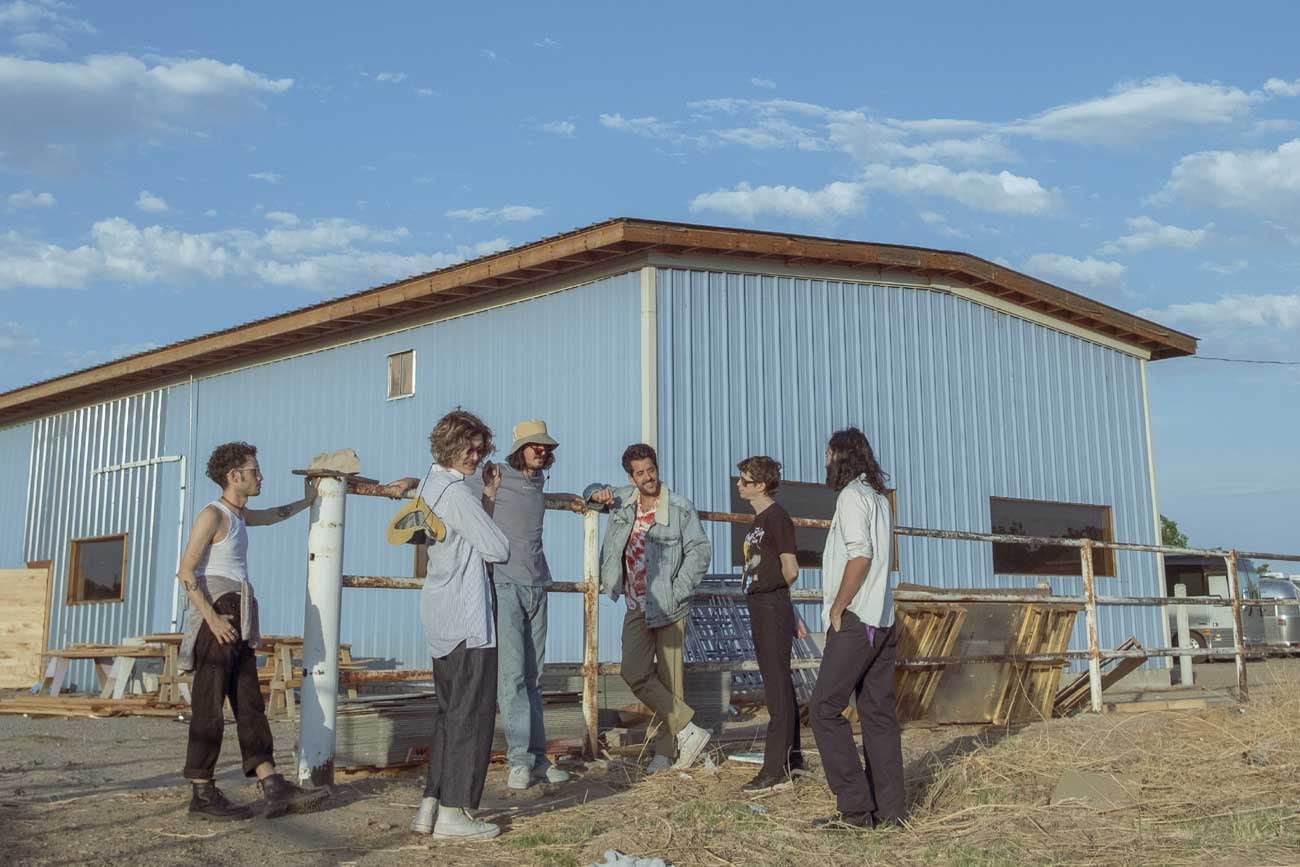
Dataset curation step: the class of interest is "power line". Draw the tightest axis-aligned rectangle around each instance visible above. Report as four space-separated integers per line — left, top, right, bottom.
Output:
1186 355 1300 366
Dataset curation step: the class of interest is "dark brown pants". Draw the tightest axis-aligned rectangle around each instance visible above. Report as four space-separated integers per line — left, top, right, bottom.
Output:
183 594 275 780
747 591 802 777
810 612 905 821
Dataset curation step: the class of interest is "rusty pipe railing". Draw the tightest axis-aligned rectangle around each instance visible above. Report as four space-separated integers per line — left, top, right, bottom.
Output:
330 479 1300 758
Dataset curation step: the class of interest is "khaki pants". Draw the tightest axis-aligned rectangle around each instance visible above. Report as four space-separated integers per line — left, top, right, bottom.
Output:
621 608 695 758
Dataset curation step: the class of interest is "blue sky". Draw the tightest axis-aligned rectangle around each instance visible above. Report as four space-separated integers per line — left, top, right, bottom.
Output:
1 1 1298 557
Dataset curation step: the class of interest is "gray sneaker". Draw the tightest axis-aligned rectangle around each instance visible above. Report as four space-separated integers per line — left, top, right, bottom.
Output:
534 762 570 784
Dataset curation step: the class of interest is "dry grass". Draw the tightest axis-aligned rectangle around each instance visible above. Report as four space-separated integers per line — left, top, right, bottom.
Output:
490 681 1300 867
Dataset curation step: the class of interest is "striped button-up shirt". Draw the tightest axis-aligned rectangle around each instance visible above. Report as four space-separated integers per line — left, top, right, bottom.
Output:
419 464 510 659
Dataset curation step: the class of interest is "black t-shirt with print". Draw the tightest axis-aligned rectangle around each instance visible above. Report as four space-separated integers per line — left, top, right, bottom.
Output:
742 502 797 595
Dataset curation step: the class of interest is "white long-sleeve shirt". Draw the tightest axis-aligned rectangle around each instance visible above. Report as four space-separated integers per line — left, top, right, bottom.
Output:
822 476 894 628
419 464 509 659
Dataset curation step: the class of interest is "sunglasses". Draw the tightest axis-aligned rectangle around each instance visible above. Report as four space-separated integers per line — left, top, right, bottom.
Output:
526 443 555 454
737 476 760 486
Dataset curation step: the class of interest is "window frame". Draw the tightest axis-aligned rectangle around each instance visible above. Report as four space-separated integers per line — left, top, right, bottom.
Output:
65 533 129 605
386 349 416 401
989 495 1116 578
729 477 899 573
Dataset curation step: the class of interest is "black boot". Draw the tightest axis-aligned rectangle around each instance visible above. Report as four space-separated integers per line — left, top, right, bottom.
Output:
257 773 329 818
188 782 253 821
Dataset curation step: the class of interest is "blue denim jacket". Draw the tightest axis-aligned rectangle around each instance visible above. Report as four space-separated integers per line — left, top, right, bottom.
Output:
597 484 711 628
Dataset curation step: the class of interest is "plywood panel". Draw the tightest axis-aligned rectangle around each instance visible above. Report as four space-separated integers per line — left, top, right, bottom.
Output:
0 567 52 688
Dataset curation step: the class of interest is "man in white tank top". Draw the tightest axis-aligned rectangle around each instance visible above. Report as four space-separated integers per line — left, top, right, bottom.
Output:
176 441 325 821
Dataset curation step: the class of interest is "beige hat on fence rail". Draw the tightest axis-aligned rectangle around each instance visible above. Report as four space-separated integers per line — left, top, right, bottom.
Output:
509 419 559 455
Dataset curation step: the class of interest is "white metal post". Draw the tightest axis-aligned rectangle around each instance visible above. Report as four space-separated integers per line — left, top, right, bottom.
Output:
581 509 601 758
298 474 347 786
1081 540 1103 713
1174 583 1193 686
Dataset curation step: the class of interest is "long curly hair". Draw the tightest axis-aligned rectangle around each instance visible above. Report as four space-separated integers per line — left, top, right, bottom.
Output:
825 427 889 494
428 409 495 467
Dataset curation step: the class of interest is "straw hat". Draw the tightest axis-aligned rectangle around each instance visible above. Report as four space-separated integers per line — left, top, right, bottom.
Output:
509 419 559 455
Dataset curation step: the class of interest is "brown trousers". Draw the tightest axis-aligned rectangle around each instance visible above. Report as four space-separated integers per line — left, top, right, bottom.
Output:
621 608 694 758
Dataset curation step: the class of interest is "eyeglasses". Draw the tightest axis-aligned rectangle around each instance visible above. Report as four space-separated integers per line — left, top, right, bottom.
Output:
235 465 263 478
526 443 555 454
737 476 760 487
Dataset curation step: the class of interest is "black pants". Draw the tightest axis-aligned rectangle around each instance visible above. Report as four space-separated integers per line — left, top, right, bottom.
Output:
183 594 275 780
747 591 802 777
810 612 905 821
424 641 498 808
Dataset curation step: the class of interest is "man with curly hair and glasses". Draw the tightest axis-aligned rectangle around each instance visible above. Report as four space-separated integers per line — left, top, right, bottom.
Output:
388 409 510 841
809 427 904 831
177 441 327 820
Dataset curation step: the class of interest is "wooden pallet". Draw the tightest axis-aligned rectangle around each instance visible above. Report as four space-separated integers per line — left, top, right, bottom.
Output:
894 603 968 722
992 603 1081 724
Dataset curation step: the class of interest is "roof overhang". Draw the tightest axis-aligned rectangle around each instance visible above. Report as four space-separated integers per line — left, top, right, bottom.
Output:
0 218 1197 425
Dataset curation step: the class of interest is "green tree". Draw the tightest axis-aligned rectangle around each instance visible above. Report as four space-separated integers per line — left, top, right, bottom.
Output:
1160 514 1189 548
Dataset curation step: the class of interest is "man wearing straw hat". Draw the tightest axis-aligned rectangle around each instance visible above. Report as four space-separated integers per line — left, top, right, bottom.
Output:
494 420 572 790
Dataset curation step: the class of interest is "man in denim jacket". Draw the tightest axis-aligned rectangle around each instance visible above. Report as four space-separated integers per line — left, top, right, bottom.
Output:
588 443 713 772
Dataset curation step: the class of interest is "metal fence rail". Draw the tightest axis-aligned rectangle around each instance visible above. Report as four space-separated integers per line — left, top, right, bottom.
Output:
292 474 1300 785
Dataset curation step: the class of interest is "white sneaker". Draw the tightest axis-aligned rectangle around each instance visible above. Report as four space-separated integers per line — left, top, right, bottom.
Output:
672 722 712 770
431 806 501 841
534 762 570 784
410 796 438 835
507 766 533 790
646 755 673 774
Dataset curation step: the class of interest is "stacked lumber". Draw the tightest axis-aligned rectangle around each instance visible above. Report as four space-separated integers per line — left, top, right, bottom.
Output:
1054 636 1147 716
0 694 185 718
894 603 967 722
993 603 1081 723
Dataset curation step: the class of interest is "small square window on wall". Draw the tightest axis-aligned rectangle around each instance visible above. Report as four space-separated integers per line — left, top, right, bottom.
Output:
989 497 1115 577
729 478 899 572
67 534 128 604
387 350 415 400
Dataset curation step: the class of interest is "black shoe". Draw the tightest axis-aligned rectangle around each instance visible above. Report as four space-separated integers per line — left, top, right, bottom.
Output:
188 782 253 821
741 772 793 793
812 812 870 830
257 773 330 818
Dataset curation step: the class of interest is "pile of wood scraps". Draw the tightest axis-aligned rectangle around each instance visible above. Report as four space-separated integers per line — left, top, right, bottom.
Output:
0 694 185 718
894 602 967 722
1054 636 1148 716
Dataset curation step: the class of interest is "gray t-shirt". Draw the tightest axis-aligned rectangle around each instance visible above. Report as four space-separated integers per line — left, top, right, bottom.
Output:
491 464 551 585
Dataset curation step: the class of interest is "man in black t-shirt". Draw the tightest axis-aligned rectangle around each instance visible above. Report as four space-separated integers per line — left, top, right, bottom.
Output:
736 455 804 792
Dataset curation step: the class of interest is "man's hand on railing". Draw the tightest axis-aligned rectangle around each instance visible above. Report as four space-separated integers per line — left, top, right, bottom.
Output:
384 477 420 494
545 494 590 514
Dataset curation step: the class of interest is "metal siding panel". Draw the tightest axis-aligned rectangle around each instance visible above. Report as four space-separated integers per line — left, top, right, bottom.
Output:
180 272 641 669
657 267 1163 659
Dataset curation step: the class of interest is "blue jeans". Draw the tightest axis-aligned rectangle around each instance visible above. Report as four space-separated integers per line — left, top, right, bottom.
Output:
496 582 549 769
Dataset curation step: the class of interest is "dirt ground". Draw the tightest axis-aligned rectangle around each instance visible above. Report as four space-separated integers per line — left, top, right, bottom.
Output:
4 661 1300 867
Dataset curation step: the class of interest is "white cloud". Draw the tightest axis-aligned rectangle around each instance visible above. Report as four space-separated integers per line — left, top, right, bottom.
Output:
533 37 560 48
599 112 673 138
1155 138 1300 217
0 320 39 353
12 30 64 53
689 181 865 222
134 190 169 213
0 216 512 292
1012 75 1261 145
0 0 95 36
250 171 282 183
1022 253 1126 290
445 205 544 222
1200 259 1248 276
8 188 54 208
540 120 575 137
750 77 776 89
1099 216 1211 255
203 208 218 217
713 117 825 151
1140 293 1300 330
264 210 299 226
0 53 292 172
415 87 434 97
481 48 499 61
1264 78 1300 98
374 71 406 83
919 210 967 239
860 163 1058 215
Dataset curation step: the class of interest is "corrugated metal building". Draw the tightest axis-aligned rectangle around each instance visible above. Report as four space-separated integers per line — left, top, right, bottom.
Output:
0 219 1197 683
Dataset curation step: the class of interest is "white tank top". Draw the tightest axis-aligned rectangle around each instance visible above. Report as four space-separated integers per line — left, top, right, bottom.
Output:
196 499 248 583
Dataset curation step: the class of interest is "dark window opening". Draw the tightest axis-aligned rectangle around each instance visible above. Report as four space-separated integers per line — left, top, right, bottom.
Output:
989 497 1114 577
67 534 128 604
